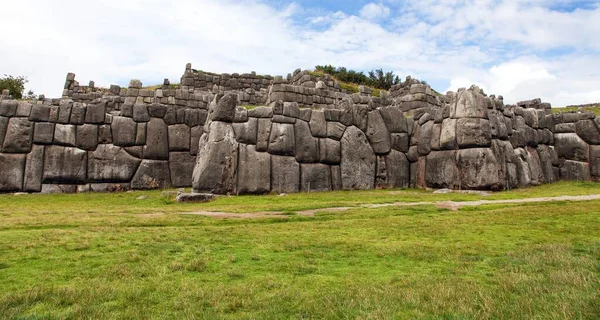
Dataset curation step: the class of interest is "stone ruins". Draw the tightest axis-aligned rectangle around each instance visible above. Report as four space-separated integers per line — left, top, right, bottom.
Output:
0 63 598 194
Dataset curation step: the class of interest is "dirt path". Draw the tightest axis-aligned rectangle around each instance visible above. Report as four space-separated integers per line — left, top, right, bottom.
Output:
180 194 600 219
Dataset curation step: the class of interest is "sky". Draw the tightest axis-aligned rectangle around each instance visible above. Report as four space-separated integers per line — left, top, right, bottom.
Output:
1 0 599 106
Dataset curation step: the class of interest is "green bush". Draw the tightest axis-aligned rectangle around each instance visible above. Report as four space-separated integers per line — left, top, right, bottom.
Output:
0 74 28 99
314 65 400 90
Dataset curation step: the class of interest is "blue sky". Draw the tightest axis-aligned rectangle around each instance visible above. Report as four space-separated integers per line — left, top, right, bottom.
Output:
1 0 599 106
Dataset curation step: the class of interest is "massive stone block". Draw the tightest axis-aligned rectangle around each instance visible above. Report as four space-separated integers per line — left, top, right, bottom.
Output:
34 122 55 145
210 93 237 122
451 89 487 119
560 160 590 181
554 133 588 161
84 103 106 124
378 106 407 133
112 116 137 147
268 122 295 156
309 110 327 138
76 124 99 151
457 148 503 190
131 160 171 189
192 121 238 194
88 144 142 182
575 120 600 145
456 118 491 148
366 110 391 155
144 118 169 160
237 144 271 194
327 122 346 140
439 118 457 150
233 117 258 144
340 126 375 190
271 155 300 194
54 124 76 146
2 117 33 153
43 145 87 184
384 150 410 188
168 124 190 151
319 138 341 165
256 118 272 152
295 120 319 163
0 153 26 191
23 145 45 192
425 150 459 189
300 163 331 192
417 120 433 156
169 152 196 187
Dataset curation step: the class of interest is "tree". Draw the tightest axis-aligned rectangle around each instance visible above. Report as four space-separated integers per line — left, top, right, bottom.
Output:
315 65 400 90
0 75 28 99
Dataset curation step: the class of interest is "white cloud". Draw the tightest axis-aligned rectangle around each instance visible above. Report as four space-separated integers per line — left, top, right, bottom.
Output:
0 0 598 107
359 3 391 20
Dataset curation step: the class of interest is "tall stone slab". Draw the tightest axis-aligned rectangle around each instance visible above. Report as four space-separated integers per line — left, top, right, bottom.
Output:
237 144 271 194
0 153 26 192
271 155 300 194
88 144 142 182
23 145 45 192
43 145 87 184
340 126 375 190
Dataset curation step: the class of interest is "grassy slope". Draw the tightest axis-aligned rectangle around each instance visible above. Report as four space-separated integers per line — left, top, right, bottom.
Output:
0 182 599 319
552 105 600 115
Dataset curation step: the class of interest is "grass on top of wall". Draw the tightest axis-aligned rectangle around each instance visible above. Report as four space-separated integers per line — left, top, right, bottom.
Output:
552 105 600 115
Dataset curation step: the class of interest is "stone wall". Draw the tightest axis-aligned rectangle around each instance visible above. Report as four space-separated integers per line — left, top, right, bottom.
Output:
2 64 600 194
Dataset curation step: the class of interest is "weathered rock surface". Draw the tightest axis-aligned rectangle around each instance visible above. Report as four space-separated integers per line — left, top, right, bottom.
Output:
192 121 238 193
340 126 375 190
88 144 141 182
43 145 87 184
131 160 171 189
271 155 300 193
237 144 271 194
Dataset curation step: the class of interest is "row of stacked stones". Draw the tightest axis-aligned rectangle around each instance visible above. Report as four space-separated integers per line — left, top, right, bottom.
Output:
0 96 206 193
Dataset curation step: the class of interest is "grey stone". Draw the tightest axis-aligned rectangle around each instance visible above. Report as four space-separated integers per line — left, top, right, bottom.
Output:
176 193 215 203
98 125 112 144
29 105 51 122
352 104 369 132
0 153 26 191
0 100 18 117
319 138 341 165
23 145 45 192
112 116 137 147
300 163 331 192
84 103 106 124
384 150 410 188
0 117 7 147
256 118 272 152
41 184 78 194
184 109 201 127
340 126 376 190
234 108 248 123
136 123 146 145
457 148 503 190
190 126 202 156
169 152 196 187
589 146 600 179
70 104 86 124
295 120 319 163
268 123 295 156
283 102 300 118
272 115 296 124
88 144 142 182
554 133 588 161
33 122 55 145
57 103 72 124
2 118 33 153
43 145 87 184
248 106 273 118
555 123 575 133
211 93 237 122
417 120 433 156
168 124 190 151
391 133 409 153
425 150 459 189
133 105 150 122
233 117 258 144
406 145 419 163
271 155 300 194
131 160 171 189
144 118 169 160
378 106 407 133
54 124 76 146
575 120 600 145
451 89 487 119
16 102 32 117
456 118 491 148
326 122 346 140
430 123 442 151
192 122 238 194
309 110 327 138
366 110 391 155
560 160 590 181
331 166 342 190
76 124 98 151
148 104 167 118
299 108 312 122
238 144 271 194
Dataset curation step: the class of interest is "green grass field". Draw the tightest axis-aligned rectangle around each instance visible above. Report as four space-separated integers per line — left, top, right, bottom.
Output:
1 182 599 319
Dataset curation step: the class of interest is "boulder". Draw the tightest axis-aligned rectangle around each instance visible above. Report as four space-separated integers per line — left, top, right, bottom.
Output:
131 160 171 189
378 106 408 133
210 93 237 122
53 124 76 146
425 150 459 189
319 138 341 165
456 118 491 148
76 124 99 151
233 117 258 144
457 148 503 190
340 126 376 190
295 120 319 163
366 110 391 155
43 145 87 184
352 104 369 132
384 150 410 188
390 133 409 153
169 152 196 187
144 118 169 160
192 121 238 194
268 122 295 156
256 118 272 152
417 120 433 156
190 126 203 156
168 124 190 151
29 105 51 122
271 155 300 194
237 144 271 194
590 146 600 179
23 145 45 192
88 144 142 182
309 110 327 138
0 153 26 192
133 105 150 122
112 116 137 147
327 122 346 140
439 118 458 150
575 120 600 145
84 102 106 124
33 122 55 145
2 117 33 153
300 163 331 192
248 106 273 118
451 89 487 119
560 160 591 181
554 133 589 161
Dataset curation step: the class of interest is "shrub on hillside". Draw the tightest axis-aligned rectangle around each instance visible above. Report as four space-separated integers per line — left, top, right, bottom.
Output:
314 65 400 90
0 74 28 99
